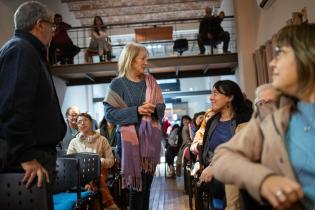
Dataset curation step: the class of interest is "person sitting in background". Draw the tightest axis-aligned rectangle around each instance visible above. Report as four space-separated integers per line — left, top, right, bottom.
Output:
85 16 112 63
190 111 206 139
211 11 230 53
198 7 215 54
165 124 180 178
182 111 205 167
212 24 315 210
67 113 119 210
49 14 80 65
192 80 253 210
98 116 118 147
254 83 281 107
175 115 192 177
59 106 80 153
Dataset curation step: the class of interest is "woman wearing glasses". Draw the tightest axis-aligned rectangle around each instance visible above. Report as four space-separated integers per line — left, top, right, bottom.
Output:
67 113 119 210
212 24 315 210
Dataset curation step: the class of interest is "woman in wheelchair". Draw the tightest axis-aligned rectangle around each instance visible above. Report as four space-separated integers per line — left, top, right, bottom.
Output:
190 80 252 210
67 113 119 210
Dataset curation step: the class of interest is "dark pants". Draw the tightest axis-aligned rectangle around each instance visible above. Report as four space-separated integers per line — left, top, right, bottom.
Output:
198 31 230 54
49 43 80 65
129 172 154 210
165 146 178 166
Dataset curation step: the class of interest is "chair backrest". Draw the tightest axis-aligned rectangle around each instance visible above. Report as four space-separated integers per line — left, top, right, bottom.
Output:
66 153 101 186
0 173 53 210
173 39 188 55
53 157 79 193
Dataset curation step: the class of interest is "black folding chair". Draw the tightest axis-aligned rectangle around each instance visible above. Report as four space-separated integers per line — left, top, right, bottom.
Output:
173 39 188 55
0 172 53 210
53 153 102 210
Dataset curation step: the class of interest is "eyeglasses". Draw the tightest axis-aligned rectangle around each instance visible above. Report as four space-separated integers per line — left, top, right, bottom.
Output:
274 46 285 60
77 118 90 125
67 113 78 118
40 19 56 31
255 99 275 106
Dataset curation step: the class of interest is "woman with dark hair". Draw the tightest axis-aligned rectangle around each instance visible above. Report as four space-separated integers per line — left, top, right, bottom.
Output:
212 24 315 210
191 111 206 139
85 16 112 63
192 80 253 210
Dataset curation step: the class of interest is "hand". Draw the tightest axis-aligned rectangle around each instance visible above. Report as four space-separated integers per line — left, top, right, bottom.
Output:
205 108 216 121
260 175 304 210
21 159 49 188
199 165 214 183
85 184 92 191
190 143 199 155
138 102 155 116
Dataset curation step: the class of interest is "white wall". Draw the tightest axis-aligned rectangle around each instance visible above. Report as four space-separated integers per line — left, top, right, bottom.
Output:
0 1 14 46
233 0 260 101
234 0 315 100
53 76 67 106
0 0 79 46
61 85 93 118
256 0 314 46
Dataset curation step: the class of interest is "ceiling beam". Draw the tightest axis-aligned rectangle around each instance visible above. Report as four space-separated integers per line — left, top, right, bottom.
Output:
65 67 234 86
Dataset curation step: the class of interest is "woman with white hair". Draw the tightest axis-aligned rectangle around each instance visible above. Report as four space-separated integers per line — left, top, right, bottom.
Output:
104 42 165 210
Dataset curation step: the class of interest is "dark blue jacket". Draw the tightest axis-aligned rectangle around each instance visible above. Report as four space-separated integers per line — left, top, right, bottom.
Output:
0 30 66 166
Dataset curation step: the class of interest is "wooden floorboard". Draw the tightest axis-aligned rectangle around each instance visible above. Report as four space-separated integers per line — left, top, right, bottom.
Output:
150 162 190 210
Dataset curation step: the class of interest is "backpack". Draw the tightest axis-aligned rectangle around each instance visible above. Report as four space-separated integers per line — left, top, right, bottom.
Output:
168 127 179 147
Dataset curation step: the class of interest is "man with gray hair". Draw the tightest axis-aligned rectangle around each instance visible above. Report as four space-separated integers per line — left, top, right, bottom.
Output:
0 1 66 188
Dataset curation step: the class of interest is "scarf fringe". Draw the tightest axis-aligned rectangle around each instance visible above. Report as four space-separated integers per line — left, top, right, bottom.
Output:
141 157 157 175
121 175 142 191
121 157 157 191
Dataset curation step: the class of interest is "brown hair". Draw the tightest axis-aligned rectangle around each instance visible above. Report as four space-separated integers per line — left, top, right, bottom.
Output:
276 23 315 97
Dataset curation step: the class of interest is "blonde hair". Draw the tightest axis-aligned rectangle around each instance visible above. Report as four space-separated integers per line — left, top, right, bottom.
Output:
117 42 148 77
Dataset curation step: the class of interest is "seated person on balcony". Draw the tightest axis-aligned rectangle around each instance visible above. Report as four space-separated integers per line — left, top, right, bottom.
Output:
198 8 230 54
85 16 112 63
67 113 119 210
49 14 80 65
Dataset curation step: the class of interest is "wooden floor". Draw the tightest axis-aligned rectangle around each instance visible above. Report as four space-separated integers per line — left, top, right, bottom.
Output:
149 162 190 210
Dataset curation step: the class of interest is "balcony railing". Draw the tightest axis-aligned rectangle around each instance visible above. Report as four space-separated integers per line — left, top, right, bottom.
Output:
59 16 236 65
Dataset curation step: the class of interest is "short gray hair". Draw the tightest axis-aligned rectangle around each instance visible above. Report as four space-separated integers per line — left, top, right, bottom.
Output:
14 1 53 31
